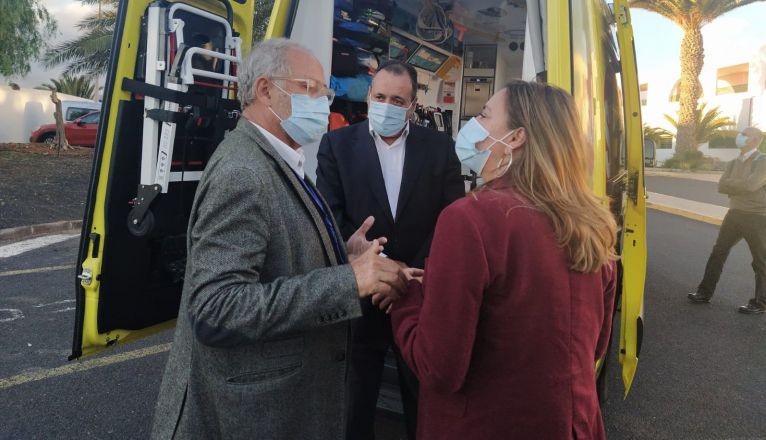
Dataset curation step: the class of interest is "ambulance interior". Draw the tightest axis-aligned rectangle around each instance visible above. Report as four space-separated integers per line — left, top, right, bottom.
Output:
299 0 547 182
82 0 554 343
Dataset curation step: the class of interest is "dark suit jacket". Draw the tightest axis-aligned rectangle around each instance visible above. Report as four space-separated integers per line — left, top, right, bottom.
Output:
316 121 464 269
391 185 617 440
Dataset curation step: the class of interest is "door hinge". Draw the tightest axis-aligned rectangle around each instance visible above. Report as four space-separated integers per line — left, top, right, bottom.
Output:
618 5 629 25
78 268 93 286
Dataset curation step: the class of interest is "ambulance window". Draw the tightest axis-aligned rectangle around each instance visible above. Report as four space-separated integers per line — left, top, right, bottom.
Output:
570 1 596 148
603 19 626 181
253 0 275 41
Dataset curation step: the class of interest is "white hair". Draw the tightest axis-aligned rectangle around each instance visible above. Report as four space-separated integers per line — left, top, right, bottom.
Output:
237 38 311 107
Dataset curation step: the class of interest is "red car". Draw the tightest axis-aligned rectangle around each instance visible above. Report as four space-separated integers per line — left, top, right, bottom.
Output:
30 111 100 147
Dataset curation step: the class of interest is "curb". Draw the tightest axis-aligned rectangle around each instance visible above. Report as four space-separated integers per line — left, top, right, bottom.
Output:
646 202 723 226
645 169 722 183
0 220 82 243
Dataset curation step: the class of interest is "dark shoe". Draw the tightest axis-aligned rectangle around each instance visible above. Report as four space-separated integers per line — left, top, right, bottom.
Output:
687 292 711 303
738 303 766 314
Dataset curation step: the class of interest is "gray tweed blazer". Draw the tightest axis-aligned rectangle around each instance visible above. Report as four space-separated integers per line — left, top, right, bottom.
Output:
151 119 362 439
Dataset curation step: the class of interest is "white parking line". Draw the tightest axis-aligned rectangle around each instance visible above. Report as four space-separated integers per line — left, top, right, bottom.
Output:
0 265 76 278
0 343 172 390
33 299 76 308
0 308 25 322
0 234 79 259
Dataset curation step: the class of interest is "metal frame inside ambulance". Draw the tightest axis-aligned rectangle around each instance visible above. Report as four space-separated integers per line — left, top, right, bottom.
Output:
72 0 255 361
128 2 243 238
72 0 645 402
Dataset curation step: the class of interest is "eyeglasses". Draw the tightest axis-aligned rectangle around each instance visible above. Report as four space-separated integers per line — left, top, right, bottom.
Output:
271 77 336 104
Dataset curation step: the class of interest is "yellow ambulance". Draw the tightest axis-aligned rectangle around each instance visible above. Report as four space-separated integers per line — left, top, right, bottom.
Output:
71 0 646 399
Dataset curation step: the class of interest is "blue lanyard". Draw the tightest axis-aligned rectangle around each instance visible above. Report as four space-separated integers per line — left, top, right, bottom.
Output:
293 172 347 264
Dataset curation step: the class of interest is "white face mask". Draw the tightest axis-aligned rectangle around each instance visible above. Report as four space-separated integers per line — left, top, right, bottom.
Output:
368 101 412 137
455 118 517 179
736 133 749 149
269 82 330 145
455 117 516 176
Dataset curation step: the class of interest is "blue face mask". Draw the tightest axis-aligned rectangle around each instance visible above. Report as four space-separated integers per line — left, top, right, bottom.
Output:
368 101 411 137
270 83 330 145
455 117 514 175
736 133 748 148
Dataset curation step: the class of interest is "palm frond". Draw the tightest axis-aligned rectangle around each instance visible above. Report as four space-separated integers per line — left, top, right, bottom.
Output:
630 0 685 24
42 27 113 76
665 102 736 143
76 12 117 32
77 0 118 7
35 74 96 98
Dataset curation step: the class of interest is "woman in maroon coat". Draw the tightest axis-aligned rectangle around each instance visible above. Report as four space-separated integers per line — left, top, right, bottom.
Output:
391 80 618 440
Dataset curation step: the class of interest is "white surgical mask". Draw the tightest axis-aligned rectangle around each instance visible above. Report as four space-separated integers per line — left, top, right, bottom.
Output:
455 117 516 177
368 101 412 137
270 83 330 145
736 133 748 149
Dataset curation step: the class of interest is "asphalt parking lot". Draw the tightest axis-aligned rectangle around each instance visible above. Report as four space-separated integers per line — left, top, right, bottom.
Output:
2 210 766 439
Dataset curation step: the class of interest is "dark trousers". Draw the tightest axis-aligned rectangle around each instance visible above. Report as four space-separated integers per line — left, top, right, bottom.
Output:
347 308 418 440
698 209 766 307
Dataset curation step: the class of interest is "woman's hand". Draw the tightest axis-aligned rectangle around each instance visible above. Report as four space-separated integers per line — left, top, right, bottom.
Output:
402 267 424 284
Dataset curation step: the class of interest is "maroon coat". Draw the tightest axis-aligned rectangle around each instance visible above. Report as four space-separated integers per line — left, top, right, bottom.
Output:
391 186 617 440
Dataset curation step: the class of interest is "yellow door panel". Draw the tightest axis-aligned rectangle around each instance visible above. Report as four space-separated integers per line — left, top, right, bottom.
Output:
73 0 258 359
612 0 647 396
546 0 572 94
265 0 294 39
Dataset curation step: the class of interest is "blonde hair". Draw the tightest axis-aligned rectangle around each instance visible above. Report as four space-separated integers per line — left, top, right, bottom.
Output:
500 80 618 273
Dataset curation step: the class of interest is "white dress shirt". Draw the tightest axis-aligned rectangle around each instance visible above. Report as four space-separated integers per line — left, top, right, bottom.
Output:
739 148 757 162
369 121 410 218
249 120 305 179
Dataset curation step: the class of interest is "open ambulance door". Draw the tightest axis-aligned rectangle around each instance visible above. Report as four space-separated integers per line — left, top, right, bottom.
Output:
612 0 647 396
70 0 274 359
542 0 646 397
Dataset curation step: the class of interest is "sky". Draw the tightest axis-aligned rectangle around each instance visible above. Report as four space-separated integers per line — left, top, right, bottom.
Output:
10 0 97 88
631 3 766 89
9 1 766 91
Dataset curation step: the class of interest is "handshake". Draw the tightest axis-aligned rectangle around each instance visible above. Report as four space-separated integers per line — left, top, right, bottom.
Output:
347 216 423 313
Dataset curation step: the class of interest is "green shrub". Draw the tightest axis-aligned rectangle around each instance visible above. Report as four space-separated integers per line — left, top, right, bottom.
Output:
662 150 718 170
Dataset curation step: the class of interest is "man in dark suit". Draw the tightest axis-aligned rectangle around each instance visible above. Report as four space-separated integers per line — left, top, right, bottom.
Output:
317 60 465 439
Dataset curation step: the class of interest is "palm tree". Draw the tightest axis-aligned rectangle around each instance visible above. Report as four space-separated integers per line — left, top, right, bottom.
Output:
42 0 116 77
36 74 97 99
630 0 764 152
643 125 673 144
664 103 735 145
43 0 277 78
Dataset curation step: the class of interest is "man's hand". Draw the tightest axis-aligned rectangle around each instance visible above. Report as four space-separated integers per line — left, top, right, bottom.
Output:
351 239 407 299
346 216 388 262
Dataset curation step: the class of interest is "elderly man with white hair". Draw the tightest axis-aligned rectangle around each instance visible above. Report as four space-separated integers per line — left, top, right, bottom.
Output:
150 38 412 439
689 127 766 314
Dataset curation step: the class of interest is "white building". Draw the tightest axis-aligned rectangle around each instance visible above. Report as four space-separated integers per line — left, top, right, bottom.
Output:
641 44 766 165
0 85 100 144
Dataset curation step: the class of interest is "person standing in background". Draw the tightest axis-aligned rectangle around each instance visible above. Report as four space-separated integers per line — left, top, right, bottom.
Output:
689 127 766 314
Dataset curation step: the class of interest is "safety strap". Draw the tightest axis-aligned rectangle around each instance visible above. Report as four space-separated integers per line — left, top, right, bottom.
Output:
122 77 239 111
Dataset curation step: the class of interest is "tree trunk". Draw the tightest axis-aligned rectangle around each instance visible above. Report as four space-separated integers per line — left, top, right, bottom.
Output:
676 25 704 153
50 91 71 153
